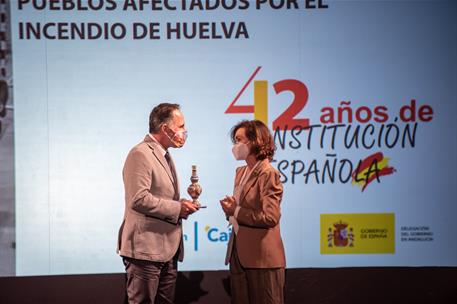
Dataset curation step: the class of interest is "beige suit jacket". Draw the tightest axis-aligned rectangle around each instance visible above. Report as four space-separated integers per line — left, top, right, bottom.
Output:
117 135 184 262
225 159 286 268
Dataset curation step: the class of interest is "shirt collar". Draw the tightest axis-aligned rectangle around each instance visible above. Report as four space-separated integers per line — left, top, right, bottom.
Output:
148 133 167 157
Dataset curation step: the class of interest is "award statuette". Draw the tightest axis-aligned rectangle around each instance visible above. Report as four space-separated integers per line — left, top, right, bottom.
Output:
187 165 206 208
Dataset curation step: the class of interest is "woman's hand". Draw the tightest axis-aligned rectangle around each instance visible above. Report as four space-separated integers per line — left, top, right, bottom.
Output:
220 195 237 216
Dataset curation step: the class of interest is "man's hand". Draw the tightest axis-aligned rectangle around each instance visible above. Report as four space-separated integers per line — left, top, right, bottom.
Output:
220 195 236 217
179 199 199 219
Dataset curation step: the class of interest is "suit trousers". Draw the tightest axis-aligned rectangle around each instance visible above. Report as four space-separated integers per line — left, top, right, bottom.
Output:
229 238 285 304
123 256 178 304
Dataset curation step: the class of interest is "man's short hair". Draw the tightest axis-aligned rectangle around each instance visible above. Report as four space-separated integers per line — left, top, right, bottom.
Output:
149 103 181 133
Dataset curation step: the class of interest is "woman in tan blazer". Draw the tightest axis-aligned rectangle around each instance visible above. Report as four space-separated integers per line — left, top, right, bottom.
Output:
220 120 286 304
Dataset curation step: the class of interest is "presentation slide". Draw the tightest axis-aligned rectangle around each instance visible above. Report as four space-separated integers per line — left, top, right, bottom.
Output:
0 0 455 276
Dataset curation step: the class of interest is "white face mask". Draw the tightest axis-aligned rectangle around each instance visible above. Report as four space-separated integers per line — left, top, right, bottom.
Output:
232 142 250 160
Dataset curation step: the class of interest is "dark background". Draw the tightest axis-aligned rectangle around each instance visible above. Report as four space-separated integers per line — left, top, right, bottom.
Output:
0 267 456 303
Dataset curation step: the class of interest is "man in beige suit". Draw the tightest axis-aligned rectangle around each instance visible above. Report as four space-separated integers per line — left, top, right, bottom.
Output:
118 103 199 304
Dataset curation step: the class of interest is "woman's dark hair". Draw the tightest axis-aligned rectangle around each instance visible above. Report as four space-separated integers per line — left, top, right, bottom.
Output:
149 103 180 133
230 120 276 161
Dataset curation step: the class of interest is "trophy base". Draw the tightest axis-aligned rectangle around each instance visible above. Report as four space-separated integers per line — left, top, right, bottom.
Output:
192 200 207 208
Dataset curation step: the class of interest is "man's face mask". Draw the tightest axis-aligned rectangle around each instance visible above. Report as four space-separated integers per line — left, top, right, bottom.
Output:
165 125 188 148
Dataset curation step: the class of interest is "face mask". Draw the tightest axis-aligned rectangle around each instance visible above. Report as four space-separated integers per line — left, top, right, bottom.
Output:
232 142 250 160
165 125 188 148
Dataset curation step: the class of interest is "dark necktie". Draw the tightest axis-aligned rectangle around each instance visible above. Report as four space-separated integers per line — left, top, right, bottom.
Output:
165 152 178 197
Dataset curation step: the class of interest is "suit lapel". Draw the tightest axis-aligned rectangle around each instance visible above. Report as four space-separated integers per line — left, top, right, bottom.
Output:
144 135 176 187
166 152 180 194
239 160 268 205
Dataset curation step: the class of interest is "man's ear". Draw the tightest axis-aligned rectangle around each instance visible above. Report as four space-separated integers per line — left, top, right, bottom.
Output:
160 124 168 134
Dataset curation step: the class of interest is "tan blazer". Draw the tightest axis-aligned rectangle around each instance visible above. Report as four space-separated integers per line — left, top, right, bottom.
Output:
225 159 286 268
117 135 184 262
